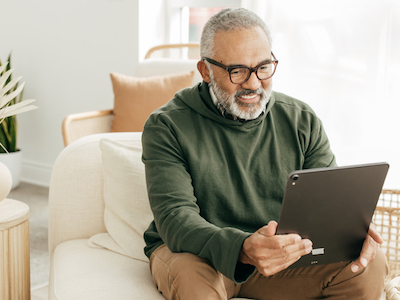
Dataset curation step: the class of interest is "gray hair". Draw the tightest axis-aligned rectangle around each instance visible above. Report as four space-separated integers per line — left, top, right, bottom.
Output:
200 8 272 59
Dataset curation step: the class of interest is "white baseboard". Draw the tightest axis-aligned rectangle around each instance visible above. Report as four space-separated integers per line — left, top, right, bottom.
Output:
21 160 52 187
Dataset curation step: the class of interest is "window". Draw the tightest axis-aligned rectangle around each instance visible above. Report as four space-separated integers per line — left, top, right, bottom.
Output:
181 7 233 43
267 0 400 188
161 0 400 188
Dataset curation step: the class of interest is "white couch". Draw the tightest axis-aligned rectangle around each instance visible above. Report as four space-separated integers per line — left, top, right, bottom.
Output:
48 132 251 299
49 132 400 300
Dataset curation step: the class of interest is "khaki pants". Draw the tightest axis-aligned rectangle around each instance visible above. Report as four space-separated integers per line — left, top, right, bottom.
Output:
150 244 388 300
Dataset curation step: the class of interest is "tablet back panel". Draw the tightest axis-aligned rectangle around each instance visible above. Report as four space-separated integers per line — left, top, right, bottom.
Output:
276 162 389 269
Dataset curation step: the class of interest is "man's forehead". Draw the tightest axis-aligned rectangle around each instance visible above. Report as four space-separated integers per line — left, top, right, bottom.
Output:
214 26 269 40
212 27 271 65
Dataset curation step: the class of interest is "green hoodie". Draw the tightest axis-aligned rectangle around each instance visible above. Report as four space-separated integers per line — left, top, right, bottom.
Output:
142 81 336 283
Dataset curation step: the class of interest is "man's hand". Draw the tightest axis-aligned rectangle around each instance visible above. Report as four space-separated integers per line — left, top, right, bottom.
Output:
350 224 383 272
239 221 313 277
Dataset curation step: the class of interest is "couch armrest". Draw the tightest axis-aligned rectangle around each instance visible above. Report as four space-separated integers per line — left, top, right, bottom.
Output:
62 109 114 146
49 132 142 257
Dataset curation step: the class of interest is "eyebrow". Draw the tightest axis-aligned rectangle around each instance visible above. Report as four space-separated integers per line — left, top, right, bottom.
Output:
227 58 273 69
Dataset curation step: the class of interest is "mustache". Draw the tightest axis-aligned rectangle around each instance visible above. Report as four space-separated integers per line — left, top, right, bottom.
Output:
235 87 265 97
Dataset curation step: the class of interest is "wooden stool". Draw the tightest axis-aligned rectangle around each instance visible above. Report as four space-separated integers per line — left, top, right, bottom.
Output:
0 198 30 300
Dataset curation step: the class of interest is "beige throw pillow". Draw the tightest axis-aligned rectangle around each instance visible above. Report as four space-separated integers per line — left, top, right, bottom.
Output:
110 71 194 132
88 138 153 262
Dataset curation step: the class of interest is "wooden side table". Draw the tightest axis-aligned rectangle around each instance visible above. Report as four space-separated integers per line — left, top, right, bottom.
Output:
0 198 30 300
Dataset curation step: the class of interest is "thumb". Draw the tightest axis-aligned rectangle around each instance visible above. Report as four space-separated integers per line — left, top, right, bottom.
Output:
258 220 278 237
266 220 278 236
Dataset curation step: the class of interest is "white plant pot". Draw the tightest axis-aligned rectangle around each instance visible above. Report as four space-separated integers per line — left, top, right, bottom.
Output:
0 150 22 190
0 161 12 201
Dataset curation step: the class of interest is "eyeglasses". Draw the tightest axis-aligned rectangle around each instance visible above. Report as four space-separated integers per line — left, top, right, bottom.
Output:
202 52 278 84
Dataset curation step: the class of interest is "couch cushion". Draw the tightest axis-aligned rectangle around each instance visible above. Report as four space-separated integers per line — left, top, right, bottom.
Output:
89 138 152 262
49 239 164 300
110 71 194 132
49 132 142 257
49 240 251 300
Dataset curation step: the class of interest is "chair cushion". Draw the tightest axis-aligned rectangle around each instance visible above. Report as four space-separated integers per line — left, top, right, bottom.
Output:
110 71 194 132
89 138 152 262
49 239 164 300
135 58 202 85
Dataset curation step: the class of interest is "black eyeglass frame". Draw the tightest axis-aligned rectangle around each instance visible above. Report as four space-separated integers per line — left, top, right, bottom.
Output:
202 52 278 84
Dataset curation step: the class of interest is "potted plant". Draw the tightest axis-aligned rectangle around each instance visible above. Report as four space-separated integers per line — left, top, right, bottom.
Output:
0 54 37 189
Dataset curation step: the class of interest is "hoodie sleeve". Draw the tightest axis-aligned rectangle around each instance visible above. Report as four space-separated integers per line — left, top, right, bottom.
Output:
303 117 337 169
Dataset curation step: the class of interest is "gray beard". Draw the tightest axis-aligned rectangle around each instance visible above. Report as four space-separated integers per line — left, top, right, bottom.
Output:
210 75 272 121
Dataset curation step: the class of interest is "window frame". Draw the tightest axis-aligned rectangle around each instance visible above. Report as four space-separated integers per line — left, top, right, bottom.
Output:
165 0 242 43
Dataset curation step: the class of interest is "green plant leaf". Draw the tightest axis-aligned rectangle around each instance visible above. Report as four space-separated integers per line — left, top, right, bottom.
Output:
1 119 11 141
5 54 11 86
0 122 9 153
8 116 16 152
0 53 37 153
0 63 8 75
0 68 13 89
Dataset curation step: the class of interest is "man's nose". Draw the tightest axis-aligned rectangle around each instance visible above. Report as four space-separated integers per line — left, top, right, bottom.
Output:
241 71 261 91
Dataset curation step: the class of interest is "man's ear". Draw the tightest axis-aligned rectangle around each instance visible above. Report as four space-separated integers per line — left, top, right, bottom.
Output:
197 60 211 83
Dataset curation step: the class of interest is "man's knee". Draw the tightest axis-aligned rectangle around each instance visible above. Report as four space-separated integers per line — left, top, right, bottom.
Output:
325 247 388 299
351 248 388 299
368 247 389 278
150 245 230 300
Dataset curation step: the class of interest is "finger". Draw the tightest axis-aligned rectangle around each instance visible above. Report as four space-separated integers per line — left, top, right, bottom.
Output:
267 238 313 261
258 242 313 276
284 238 313 259
351 258 367 273
351 235 378 272
368 224 384 244
258 221 302 246
361 235 378 262
256 233 303 251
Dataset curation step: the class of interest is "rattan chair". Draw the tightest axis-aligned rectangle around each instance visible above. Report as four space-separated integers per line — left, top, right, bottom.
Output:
144 43 200 60
62 43 200 146
386 276 400 300
373 190 400 283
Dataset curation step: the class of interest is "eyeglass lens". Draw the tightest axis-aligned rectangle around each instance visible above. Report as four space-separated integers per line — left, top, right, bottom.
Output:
230 63 276 84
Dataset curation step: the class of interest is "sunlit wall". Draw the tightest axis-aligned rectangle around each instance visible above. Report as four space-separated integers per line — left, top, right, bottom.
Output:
263 0 400 188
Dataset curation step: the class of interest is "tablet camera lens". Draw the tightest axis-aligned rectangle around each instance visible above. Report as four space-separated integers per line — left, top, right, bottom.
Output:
292 174 299 181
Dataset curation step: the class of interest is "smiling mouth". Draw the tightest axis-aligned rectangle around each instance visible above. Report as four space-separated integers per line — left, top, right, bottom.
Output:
237 93 260 103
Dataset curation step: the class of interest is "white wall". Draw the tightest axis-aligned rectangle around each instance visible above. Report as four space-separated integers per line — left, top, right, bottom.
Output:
0 0 140 186
138 0 166 60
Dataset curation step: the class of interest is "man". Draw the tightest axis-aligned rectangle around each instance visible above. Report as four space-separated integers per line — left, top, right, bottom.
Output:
142 7 387 300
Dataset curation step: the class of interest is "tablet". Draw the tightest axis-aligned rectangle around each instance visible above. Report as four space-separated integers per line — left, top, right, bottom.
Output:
276 162 389 269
